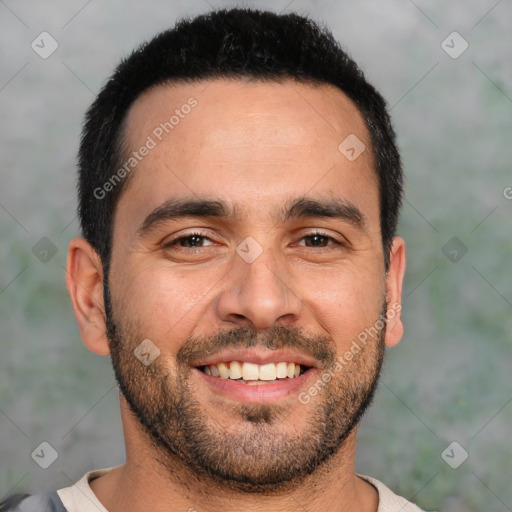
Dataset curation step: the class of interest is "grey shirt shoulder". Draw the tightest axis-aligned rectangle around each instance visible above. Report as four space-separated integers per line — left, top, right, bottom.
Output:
0 492 66 512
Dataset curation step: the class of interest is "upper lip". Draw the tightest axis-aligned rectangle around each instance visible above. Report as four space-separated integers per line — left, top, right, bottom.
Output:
191 348 320 368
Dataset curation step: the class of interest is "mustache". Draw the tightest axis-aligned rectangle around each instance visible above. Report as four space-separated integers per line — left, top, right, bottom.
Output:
176 324 336 368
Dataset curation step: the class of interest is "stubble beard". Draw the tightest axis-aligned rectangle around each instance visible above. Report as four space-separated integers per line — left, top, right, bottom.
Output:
104 284 386 493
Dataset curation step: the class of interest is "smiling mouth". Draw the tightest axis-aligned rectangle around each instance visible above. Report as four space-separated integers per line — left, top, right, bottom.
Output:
197 361 310 384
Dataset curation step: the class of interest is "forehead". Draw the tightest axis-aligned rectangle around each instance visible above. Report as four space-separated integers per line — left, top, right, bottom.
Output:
116 78 379 230
124 78 370 158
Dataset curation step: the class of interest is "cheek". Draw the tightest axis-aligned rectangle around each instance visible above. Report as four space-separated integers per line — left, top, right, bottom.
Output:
114 262 216 344
296 263 384 345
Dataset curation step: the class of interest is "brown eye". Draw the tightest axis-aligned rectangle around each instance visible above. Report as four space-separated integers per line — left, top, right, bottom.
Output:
303 234 332 247
298 232 339 248
164 232 214 249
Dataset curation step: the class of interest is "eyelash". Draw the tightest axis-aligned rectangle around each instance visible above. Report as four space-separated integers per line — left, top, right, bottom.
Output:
163 230 343 250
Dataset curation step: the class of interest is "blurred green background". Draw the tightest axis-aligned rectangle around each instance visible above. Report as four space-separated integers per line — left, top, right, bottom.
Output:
1 1 511 510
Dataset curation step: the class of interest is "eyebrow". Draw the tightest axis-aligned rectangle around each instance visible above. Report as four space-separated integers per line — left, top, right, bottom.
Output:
137 196 367 236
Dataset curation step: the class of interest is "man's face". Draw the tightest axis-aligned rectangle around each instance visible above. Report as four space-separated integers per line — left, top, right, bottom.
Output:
105 79 391 491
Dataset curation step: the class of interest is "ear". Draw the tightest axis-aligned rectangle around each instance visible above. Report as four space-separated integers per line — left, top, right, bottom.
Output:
65 237 110 355
384 236 406 348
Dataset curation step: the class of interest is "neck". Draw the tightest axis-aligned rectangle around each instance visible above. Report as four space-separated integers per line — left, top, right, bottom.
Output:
90 396 378 512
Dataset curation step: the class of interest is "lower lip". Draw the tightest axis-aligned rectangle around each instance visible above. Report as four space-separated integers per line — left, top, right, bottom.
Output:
192 367 317 403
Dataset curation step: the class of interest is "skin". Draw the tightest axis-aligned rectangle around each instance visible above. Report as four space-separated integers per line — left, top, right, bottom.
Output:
66 79 406 512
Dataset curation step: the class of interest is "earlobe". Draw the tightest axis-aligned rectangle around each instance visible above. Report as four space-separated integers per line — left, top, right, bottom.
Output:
384 236 406 348
65 237 111 355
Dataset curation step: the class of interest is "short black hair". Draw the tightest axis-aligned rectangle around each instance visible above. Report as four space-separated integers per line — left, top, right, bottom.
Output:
78 8 402 274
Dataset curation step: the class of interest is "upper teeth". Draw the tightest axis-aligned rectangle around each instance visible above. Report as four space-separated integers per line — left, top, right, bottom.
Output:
202 361 303 380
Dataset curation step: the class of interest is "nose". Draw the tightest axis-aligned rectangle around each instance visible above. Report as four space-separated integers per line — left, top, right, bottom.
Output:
214 246 303 331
